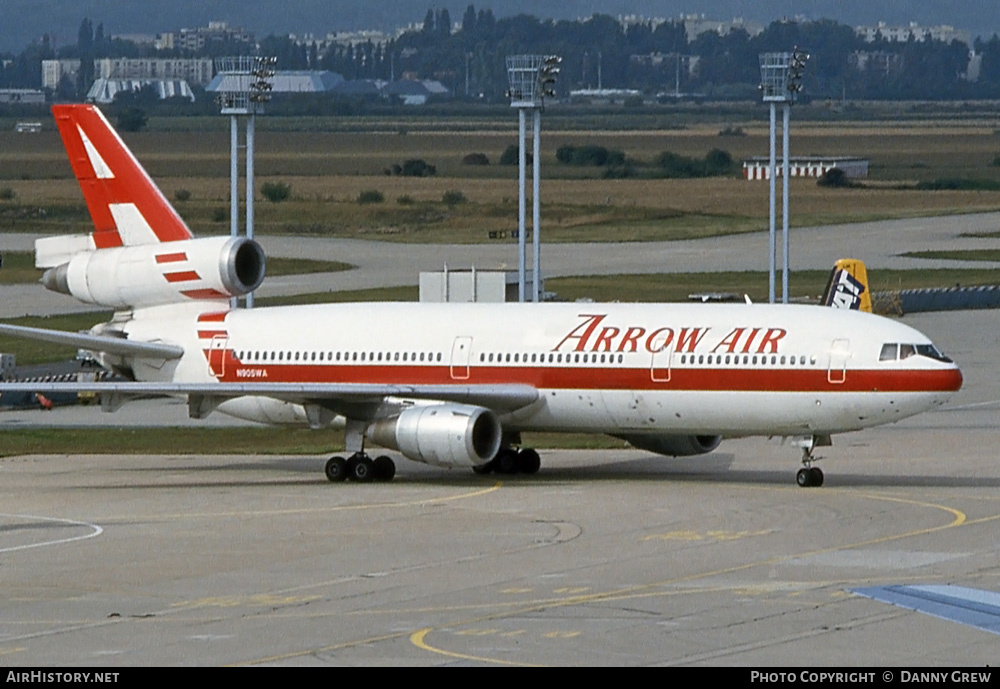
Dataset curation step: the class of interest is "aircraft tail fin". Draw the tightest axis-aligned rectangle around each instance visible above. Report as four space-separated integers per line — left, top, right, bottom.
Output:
44 104 192 265
821 258 872 312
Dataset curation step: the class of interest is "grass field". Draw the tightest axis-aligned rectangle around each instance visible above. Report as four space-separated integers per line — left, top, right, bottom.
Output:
4 110 1000 243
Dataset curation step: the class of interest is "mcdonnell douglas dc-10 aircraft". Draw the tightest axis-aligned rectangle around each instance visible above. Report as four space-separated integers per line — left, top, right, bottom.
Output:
0 105 962 487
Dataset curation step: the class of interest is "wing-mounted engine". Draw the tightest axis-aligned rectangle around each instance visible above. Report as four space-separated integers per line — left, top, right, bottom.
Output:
39 235 265 309
619 433 722 457
367 403 502 468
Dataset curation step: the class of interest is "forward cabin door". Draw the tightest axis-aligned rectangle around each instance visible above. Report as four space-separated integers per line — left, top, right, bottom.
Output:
828 338 849 384
450 336 472 380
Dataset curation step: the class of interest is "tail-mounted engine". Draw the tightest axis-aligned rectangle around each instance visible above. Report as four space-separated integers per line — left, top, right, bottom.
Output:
40 236 265 309
367 403 502 468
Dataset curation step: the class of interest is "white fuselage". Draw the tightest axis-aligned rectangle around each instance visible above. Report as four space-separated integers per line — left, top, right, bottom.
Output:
122 300 962 438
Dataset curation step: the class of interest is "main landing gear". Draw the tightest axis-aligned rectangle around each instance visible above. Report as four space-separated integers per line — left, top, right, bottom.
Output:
794 435 826 488
325 453 396 483
473 447 541 476
325 417 396 483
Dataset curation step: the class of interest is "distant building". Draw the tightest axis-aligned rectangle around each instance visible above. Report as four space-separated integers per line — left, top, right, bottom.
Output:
743 156 869 181
95 58 215 87
680 14 764 38
383 79 450 105
41 59 81 90
87 79 195 104
207 70 344 95
420 269 539 303
856 21 970 45
0 89 44 104
164 21 254 53
332 79 384 97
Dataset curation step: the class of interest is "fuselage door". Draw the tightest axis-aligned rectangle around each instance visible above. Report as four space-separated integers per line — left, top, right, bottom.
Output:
208 335 228 378
450 336 472 380
828 338 849 384
650 334 673 382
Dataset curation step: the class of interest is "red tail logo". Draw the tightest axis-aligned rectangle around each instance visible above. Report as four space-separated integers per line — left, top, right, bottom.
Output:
52 104 193 248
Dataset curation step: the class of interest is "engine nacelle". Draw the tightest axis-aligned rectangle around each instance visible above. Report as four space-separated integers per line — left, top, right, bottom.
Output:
367 403 502 468
620 434 722 457
40 236 265 309
215 397 343 428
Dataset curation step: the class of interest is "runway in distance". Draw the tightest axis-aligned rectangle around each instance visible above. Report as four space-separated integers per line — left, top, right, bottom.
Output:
0 105 963 487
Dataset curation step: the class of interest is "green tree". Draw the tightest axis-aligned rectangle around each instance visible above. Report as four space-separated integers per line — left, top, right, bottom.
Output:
114 107 147 132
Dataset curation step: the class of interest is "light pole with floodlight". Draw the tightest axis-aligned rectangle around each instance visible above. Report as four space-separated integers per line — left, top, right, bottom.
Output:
505 54 560 303
759 48 808 304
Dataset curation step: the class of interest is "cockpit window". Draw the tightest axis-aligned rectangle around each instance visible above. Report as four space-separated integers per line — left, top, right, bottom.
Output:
916 344 953 363
879 342 952 363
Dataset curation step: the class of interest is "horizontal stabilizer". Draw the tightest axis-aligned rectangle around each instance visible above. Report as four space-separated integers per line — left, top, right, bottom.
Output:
0 324 183 360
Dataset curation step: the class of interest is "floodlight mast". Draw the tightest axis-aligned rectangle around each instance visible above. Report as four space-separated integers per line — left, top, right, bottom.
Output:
215 55 276 308
758 49 808 304
505 55 560 302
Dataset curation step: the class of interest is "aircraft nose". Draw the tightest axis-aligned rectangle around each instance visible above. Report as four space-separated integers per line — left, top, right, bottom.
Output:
947 365 963 392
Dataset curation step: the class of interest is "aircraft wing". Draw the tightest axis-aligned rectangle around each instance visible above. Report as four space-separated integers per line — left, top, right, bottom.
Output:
0 381 540 413
0 323 183 360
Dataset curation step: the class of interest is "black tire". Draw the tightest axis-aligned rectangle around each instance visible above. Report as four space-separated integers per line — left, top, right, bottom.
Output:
351 456 374 482
809 467 824 487
517 449 541 475
796 468 812 487
496 449 518 474
325 456 348 482
373 455 396 482
472 462 493 475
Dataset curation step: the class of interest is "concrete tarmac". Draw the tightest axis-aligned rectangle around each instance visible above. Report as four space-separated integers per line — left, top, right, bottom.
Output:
3 210 1000 318
0 308 997 666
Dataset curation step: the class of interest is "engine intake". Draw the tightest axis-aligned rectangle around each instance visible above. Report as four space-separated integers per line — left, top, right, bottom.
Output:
367 403 502 468
41 236 265 309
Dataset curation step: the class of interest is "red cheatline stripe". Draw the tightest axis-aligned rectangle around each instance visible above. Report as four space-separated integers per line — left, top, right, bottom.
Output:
155 252 187 264
181 288 229 299
198 330 228 340
197 311 229 322
209 353 962 394
164 270 200 283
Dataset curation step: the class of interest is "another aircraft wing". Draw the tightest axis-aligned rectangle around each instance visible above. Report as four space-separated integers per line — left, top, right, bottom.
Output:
0 381 540 413
0 323 183 360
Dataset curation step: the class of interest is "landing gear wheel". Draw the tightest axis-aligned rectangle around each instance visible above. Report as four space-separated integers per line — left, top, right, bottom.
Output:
517 449 541 475
809 467 824 487
472 463 493 475
350 455 374 482
496 449 519 474
325 456 348 482
796 468 811 487
373 455 396 482
796 466 824 488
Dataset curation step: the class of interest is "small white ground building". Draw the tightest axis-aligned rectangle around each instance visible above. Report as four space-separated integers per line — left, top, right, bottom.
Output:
743 156 869 181
419 269 540 303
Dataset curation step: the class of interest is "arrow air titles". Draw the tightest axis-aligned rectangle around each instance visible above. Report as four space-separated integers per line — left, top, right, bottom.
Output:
553 314 786 355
